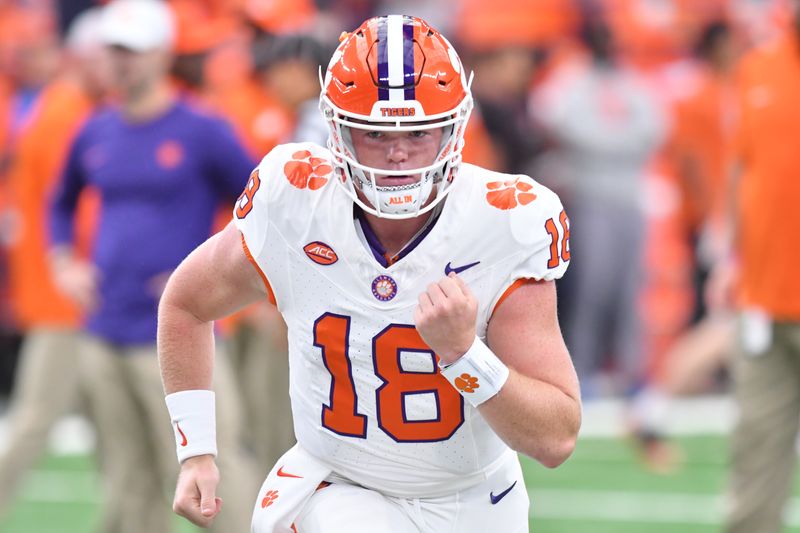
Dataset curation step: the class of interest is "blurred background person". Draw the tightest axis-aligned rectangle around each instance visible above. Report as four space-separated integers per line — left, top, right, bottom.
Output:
531 6 666 398
719 0 800 530
468 45 545 174
646 23 748 449
166 0 247 95
623 18 742 472
0 7 107 518
0 5 59 173
454 0 581 175
672 21 740 256
207 32 329 161
0 2 60 401
256 33 331 146
48 1 259 532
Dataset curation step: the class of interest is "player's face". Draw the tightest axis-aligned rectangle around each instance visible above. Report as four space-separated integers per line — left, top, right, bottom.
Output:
349 127 444 187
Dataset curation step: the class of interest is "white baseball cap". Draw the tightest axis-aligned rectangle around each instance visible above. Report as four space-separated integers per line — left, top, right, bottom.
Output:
100 0 175 52
65 7 104 53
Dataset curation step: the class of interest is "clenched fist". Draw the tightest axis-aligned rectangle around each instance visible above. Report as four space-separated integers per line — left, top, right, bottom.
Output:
173 455 223 528
414 273 478 365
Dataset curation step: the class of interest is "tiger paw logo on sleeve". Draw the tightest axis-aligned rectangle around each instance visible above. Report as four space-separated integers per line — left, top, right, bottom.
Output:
283 150 332 190
485 177 537 210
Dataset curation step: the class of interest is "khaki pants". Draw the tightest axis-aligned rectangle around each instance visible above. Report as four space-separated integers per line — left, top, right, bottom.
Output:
725 321 800 533
0 328 84 517
229 315 295 476
79 336 259 533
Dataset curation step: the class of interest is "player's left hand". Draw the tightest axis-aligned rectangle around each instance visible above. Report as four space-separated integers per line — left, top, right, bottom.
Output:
415 272 477 365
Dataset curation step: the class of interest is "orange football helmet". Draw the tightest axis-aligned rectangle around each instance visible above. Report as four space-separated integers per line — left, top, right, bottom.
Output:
320 15 473 218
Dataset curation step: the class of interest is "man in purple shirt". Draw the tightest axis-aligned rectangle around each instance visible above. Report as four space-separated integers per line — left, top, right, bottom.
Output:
49 2 258 532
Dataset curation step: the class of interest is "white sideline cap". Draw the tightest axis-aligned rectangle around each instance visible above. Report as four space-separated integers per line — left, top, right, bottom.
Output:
100 0 174 52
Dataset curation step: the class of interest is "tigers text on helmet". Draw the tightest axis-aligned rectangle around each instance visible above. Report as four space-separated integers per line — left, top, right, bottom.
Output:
320 15 473 219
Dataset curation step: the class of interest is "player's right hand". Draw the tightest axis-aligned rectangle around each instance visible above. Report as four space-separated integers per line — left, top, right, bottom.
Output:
172 454 223 528
415 273 478 365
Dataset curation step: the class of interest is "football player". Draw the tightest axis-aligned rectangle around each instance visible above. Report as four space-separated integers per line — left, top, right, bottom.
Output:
158 15 581 533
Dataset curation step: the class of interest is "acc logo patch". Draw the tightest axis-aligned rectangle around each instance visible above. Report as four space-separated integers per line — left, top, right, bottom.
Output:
485 177 537 210
284 150 332 190
304 241 338 265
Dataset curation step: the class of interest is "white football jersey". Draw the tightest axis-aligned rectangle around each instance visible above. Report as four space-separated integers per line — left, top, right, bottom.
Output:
233 142 570 498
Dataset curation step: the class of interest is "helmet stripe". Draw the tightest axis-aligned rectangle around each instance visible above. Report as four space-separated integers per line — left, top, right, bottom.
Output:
377 17 389 101
386 15 405 101
402 19 415 101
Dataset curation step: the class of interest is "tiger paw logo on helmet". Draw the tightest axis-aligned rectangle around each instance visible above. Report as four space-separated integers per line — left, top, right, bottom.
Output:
283 150 332 190
485 177 537 210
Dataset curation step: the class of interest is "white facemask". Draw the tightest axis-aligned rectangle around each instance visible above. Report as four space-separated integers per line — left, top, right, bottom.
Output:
322 98 473 219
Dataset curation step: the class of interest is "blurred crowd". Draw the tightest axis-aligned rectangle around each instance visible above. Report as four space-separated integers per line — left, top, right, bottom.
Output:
1 0 793 398
0 0 797 529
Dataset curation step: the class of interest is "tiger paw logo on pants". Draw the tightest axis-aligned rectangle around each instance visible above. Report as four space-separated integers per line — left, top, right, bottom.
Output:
284 150 332 190
485 178 537 210
261 489 279 508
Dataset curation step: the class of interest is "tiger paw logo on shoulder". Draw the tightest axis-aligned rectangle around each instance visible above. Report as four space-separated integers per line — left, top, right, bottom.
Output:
485 178 537 210
284 150 332 190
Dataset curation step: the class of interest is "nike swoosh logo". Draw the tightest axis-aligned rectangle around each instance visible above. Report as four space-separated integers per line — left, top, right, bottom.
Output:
277 466 303 479
176 423 187 447
490 480 517 505
444 261 480 276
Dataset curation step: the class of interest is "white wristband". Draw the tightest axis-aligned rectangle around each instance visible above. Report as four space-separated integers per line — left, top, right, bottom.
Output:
165 389 217 463
439 336 509 407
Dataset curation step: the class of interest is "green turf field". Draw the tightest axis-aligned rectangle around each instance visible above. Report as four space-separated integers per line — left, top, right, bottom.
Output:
525 436 732 533
1 436 798 532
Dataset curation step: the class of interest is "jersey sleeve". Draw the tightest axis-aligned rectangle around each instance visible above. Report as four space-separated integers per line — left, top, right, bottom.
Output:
231 144 298 261
231 142 330 308
514 185 570 280
488 181 571 314
232 162 267 260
